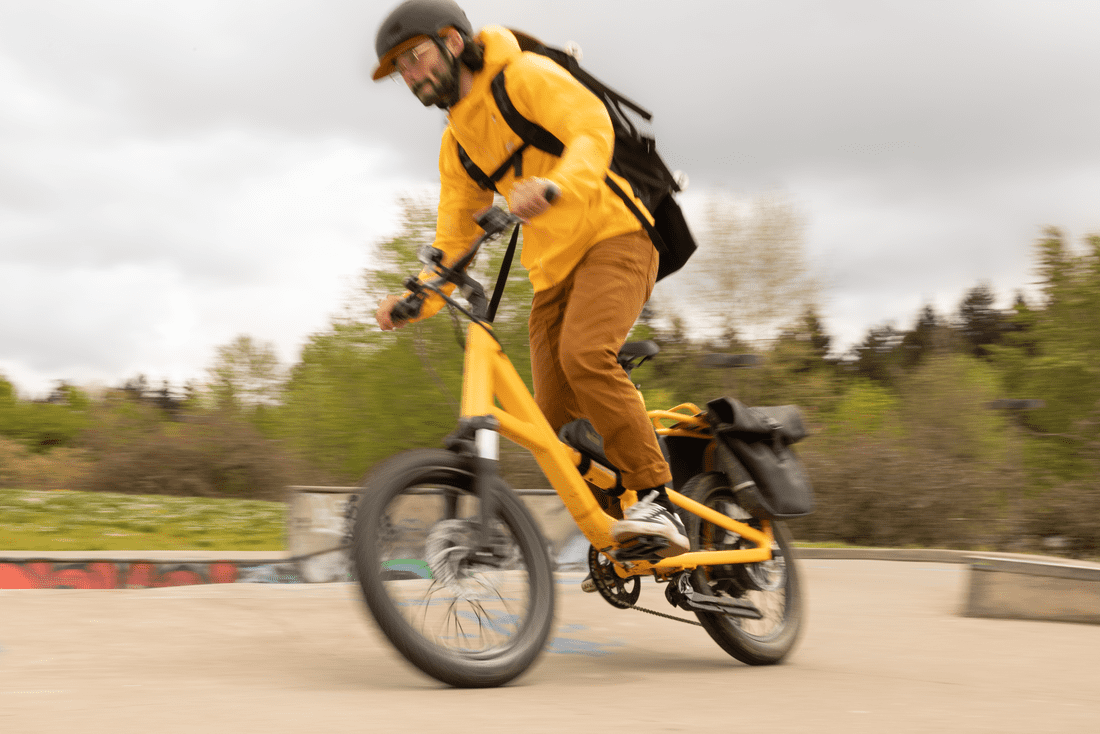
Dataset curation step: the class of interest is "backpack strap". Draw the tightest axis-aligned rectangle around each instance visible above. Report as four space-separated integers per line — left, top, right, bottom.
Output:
490 72 564 157
486 67 662 254
487 225 521 323
455 69 563 195
457 139 533 193
460 64 667 315
603 175 668 257
456 143 497 192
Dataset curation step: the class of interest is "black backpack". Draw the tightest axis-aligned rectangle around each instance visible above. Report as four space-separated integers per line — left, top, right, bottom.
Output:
457 30 697 283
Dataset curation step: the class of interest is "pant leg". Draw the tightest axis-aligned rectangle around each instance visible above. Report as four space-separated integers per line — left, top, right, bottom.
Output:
529 277 581 435
530 230 671 491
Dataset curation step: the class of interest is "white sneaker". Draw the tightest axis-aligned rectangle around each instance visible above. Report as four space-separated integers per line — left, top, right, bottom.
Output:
611 491 690 557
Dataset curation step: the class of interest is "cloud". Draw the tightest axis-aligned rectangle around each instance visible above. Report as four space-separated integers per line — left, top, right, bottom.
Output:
0 130 412 393
0 56 416 395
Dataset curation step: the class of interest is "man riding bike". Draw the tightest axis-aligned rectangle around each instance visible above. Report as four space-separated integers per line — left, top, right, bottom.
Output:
370 0 688 557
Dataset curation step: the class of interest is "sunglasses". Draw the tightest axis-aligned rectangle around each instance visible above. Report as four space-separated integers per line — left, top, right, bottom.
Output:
394 40 435 75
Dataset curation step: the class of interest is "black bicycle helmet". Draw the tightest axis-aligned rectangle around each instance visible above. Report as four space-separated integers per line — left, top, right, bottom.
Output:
372 0 473 80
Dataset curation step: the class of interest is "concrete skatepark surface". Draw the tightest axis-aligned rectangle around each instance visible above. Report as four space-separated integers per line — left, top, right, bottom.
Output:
3 559 1099 733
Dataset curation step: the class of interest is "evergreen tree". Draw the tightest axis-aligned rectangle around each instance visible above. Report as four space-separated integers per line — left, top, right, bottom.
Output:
848 324 904 386
774 306 833 374
956 282 1007 358
899 304 941 369
994 228 1100 476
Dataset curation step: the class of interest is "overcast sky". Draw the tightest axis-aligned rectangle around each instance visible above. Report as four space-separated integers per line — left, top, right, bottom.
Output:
3 0 1099 398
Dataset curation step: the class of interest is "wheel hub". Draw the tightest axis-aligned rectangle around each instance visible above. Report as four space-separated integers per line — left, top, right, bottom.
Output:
423 519 507 600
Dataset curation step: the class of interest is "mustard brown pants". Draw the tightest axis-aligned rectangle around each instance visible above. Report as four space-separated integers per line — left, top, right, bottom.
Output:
528 229 673 492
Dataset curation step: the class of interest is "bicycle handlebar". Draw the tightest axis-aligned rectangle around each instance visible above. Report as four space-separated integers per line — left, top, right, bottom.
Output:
389 207 523 327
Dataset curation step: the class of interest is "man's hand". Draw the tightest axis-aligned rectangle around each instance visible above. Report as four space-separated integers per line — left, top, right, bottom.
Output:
509 177 560 221
376 294 406 331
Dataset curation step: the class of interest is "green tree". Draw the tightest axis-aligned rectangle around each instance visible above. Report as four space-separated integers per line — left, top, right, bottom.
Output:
847 324 904 386
956 282 1007 359
0 375 91 452
687 191 817 343
206 335 285 411
1001 292 1039 357
772 306 833 374
994 228 1100 476
275 195 538 482
899 304 944 369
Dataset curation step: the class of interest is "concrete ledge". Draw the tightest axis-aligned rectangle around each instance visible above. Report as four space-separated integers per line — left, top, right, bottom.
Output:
796 547 976 563
801 548 1100 625
964 556 1100 625
0 550 287 562
0 553 301 589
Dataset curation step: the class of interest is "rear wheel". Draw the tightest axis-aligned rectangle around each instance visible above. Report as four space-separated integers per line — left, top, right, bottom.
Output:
352 449 555 687
680 472 803 665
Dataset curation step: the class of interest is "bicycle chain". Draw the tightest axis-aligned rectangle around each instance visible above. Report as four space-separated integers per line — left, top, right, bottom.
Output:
626 603 702 626
587 546 702 625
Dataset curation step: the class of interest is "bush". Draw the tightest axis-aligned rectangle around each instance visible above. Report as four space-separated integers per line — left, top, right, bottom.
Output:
791 432 1010 550
0 437 94 490
1019 404 1100 558
1022 478 1100 559
78 408 318 501
0 378 91 452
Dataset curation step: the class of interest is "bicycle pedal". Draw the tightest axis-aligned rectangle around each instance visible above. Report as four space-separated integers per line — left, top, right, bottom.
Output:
611 536 670 562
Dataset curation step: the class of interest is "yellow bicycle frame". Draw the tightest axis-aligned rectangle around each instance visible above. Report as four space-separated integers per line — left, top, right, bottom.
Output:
459 322 773 579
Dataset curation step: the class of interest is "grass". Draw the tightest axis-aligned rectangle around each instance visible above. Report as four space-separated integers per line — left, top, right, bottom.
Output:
4 488 1058 558
0 488 286 551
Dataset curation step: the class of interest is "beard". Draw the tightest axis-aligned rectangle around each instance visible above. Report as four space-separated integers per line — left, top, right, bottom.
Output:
410 63 460 109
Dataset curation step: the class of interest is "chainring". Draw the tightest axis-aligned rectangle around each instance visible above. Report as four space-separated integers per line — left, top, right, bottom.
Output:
587 545 640 609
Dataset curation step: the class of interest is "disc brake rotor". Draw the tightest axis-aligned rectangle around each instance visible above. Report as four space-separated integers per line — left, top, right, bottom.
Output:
744 545 786 592
424 519 508 600
700 501 786 594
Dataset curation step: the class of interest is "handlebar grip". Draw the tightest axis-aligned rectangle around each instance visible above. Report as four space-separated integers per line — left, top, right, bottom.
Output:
544 181 561 204
390 298 422 325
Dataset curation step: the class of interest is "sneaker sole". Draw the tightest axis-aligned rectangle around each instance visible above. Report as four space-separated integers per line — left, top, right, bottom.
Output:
612 524 690 557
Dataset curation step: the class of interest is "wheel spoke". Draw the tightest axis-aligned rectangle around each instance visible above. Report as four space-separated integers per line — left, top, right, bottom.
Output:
681 473 802 665
353 453 554 686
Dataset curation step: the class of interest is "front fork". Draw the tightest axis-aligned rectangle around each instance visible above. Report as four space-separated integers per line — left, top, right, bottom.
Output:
445 415 504 559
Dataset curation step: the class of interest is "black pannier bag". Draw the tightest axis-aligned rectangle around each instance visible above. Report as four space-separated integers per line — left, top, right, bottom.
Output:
705 397 815 520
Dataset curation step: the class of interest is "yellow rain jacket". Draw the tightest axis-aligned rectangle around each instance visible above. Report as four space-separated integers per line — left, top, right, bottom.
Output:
413 26 653 319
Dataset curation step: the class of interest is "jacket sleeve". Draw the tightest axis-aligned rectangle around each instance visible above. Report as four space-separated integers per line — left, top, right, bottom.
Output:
405 128 495 322
502 54 616 203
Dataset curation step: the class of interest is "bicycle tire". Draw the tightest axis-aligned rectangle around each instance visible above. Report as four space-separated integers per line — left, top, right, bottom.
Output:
680 472 804 665
352 449 555 687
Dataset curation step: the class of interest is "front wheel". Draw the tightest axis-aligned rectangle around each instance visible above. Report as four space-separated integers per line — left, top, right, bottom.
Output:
680 472 804 665
352 449 555 687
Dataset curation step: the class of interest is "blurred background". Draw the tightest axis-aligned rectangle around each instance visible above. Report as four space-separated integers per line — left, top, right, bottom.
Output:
1 1 1098 557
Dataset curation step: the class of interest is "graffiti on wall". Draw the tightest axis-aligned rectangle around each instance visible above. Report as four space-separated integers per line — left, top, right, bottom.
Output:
0 560 302 589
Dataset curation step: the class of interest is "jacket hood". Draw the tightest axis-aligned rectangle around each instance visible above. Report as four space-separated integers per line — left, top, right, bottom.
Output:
476 26 523 76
